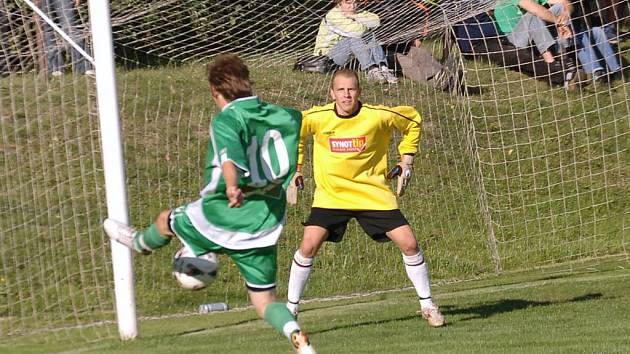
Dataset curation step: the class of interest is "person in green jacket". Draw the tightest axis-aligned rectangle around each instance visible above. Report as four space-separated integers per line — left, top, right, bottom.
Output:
493 0 573 64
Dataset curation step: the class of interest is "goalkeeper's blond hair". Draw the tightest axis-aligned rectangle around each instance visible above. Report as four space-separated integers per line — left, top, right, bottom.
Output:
330 68 360 89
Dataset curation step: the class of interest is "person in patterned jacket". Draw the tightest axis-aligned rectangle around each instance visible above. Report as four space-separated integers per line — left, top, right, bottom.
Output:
314 0 397 84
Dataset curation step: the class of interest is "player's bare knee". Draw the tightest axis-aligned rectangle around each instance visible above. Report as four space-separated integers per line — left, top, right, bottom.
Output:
300 226 327 257
399 241 420 256
391 233 418 255
388 226 419 255
155 210 174 236
250 290 275 318
299 239 324 258
298 243 317 258
294 249 314 266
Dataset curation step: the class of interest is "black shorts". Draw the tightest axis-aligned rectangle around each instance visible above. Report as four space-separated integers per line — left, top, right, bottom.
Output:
303 208 409 243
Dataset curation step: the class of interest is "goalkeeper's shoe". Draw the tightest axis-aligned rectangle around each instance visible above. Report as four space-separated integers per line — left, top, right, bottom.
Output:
286 301 299 319
103 218 148 254
291 330 316 354
421 306 445 327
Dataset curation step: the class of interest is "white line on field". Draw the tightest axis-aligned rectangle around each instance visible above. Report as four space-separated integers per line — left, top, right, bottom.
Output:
178 270 630 336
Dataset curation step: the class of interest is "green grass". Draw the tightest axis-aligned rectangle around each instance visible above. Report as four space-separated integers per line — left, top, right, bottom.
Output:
1 44 629 336
2 256 629 353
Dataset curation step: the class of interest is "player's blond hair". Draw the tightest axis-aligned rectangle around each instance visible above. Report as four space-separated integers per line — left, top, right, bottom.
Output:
330 68 360 89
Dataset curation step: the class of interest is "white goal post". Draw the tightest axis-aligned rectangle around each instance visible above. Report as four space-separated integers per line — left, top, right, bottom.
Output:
87 0 137 340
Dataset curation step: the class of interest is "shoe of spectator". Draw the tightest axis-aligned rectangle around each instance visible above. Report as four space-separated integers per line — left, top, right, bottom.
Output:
565 68 589 92
367 67 386 84
564 71 576 91
594 69 622 87
461 84 483 95
592 69 607 83
380 66 398 84
51 70 63 77
561 58 578 91
84 70 95 77
609 70 622 82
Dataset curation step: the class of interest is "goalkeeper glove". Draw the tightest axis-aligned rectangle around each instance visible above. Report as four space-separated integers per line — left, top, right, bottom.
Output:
286 169 304 205
386 154 414 197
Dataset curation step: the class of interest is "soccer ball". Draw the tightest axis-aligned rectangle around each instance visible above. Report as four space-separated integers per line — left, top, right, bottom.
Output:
172 247 219 290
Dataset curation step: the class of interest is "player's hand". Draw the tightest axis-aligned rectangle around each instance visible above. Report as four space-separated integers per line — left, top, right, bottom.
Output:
286 171 304 205
226 186 244 208
386 155 414 197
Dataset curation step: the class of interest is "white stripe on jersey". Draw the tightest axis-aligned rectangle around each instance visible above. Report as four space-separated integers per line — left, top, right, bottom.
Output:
185 198 284 250
199 126 223 197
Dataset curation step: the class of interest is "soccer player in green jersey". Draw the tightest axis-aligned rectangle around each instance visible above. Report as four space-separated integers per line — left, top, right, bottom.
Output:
104 53 315 354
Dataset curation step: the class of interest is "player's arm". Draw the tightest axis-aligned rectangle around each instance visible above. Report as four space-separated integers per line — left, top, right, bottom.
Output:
325 7 371 38
211 115 248 207
390 105 421 157
222 161 244 208
387 106 422 196
353 10 380 29
287 110 314 205
519 0 571 26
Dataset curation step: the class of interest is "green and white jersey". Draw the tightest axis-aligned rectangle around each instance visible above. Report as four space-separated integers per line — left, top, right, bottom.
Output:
184 96 302 250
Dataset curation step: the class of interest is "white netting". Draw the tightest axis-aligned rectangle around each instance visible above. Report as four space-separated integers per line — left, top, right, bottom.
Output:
1 0 628 341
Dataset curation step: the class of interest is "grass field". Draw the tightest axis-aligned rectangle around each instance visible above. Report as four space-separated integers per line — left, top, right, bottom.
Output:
2 256 628 353
1 35 629 343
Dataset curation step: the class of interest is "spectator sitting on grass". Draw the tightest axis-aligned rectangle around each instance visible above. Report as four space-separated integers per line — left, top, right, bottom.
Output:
313 0 397 84
493 0 574 65
454 11 587 89
571 0 621 83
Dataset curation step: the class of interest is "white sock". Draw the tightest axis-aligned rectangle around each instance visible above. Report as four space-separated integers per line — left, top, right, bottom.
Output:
402 251 435 309
287 250 313 310
282 321 300 339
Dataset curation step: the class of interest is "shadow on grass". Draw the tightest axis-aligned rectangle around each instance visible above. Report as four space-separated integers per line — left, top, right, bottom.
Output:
311 314 419 335
173 317 260 337
169 292 604 337
443 292 603 322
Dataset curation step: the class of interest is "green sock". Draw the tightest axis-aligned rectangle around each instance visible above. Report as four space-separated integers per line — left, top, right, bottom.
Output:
133 223 171 253
264 302 299 338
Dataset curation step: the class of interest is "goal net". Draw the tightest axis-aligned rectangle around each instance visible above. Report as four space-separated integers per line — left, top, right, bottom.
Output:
1 0 628 341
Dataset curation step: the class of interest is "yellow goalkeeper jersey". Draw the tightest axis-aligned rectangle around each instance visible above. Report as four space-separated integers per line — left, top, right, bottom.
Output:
299 102 421 210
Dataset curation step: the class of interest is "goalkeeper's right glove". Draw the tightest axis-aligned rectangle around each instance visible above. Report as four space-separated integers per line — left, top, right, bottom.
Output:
286 167 304 205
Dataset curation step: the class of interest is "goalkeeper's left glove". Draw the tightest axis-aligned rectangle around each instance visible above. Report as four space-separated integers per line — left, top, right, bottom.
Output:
386 154 414 197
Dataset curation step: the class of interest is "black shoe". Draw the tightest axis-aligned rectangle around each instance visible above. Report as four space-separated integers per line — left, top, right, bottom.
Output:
592 69 607 83
608 70 622 83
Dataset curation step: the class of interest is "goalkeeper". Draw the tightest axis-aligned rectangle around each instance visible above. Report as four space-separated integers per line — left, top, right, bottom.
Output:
285 68 444 327
104 54 315 354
